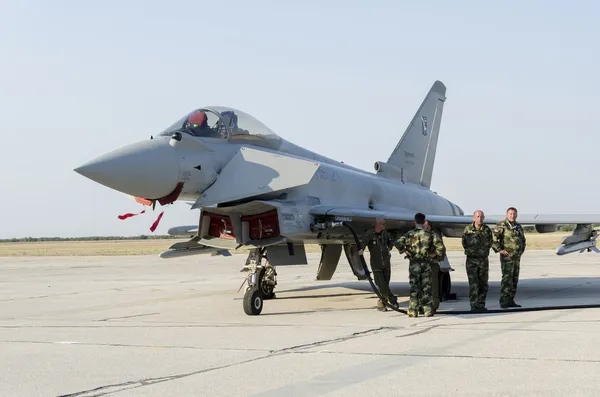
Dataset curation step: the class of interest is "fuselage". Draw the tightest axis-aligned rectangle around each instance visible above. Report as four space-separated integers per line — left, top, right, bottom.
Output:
75 133 463 221
74 104 464 247
183 134 463 217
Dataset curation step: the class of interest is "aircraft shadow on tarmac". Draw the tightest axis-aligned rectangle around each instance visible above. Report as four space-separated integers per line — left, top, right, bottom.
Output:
242 277 600 317
275 277 600 303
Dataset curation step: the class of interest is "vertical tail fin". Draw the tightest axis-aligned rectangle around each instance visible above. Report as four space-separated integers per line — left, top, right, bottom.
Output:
386 80 446 189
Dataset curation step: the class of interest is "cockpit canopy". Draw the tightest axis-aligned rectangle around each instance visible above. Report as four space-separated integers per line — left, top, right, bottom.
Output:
158 106 281 146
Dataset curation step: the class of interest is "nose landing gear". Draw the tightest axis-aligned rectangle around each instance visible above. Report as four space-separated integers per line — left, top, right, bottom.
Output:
240 248 277 315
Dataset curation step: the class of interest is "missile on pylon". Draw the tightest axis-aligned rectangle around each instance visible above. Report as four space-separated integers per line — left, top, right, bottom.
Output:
556 239 600 255
167 225 199 236
159 247 230 258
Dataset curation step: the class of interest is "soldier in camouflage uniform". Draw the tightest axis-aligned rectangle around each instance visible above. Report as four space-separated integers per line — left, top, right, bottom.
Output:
461 210 493 312
358 218 399 311
492 207 526 308
394 213 445 317
423 221 446 313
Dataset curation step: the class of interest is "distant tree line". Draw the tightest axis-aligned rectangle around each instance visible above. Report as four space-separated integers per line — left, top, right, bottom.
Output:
0 235 183 243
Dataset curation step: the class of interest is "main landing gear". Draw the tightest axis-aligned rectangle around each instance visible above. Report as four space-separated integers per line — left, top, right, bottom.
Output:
240 248 277 315
439 270 453 301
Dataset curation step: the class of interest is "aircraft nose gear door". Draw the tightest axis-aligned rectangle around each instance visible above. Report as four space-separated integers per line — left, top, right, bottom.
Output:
239 248 277 315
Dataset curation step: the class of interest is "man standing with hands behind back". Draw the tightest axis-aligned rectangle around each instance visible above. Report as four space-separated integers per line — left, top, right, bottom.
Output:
462 210 493 312
492 207 526 308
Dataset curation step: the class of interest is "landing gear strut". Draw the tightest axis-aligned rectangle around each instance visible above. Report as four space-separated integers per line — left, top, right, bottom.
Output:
241 248 277 315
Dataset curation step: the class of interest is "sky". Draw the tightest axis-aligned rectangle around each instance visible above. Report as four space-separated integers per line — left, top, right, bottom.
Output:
0 0 599 238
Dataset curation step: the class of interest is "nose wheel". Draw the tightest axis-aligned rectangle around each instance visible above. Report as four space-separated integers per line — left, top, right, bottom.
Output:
243 288 264 315
240 248 277 315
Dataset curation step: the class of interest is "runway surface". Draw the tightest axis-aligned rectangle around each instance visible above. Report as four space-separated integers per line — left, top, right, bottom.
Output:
2 250 600 396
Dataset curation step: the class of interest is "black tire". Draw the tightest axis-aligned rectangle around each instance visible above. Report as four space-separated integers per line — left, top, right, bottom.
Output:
439 271 451 301
243 288 263 315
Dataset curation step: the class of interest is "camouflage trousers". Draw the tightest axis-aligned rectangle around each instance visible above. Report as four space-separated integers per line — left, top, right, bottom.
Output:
372 259 395 304
465 257 489 310
408 261 432 313
419 262 440 313
500 255 521 306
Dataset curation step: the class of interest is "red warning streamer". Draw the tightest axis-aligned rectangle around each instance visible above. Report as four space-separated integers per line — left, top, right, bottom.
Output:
149 212 165 232
118 210 146 220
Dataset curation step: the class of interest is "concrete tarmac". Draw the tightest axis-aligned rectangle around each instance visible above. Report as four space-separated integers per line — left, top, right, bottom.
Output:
1 250 600 396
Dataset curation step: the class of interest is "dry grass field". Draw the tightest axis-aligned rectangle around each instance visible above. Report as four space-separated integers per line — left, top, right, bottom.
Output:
0 232 570 256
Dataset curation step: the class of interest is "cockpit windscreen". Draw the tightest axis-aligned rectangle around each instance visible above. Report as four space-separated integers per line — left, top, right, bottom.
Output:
158 106 281 147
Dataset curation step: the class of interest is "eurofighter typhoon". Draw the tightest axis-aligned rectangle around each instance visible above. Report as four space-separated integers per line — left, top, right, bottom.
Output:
75 81 600 315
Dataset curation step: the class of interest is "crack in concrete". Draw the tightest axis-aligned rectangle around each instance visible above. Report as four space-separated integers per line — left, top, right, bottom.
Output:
97 313 159 321
57 354 272 397
395 325 438 338
54 326 397 397
269 326 397 354
246 310 574 397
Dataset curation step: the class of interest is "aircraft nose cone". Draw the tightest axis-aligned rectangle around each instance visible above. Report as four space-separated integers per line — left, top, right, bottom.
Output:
75 139 180 199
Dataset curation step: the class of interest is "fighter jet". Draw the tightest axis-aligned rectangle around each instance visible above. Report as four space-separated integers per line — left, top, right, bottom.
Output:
74 80 600 315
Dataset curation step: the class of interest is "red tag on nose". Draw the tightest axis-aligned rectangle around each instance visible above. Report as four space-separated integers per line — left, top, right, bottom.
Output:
118 210 146 220
149 212 165 232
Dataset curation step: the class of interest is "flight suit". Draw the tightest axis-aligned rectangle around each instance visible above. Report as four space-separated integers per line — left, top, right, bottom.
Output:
492 219 526 308
361 229 398 310
462 223 493 310
393 226 445 317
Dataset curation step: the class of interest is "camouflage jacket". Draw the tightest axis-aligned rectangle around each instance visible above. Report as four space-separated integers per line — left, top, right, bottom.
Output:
393 226 445 262
429 229 446 263
462 223 492 258
492 219 526 257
